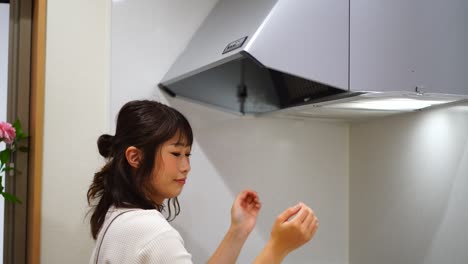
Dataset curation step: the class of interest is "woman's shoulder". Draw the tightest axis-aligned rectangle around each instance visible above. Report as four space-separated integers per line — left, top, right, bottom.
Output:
105 207 179 245
110 207 173 230
93 208 189 263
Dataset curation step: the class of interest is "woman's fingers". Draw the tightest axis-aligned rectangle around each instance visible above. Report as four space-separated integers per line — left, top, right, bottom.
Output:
277 203 303 223
241 190 257 200
237 190 252 204
289 205 319 239
246 193 253 204
270 203 318 254
291 205 310 224
302 208 315 228
309 218 319 237
237 189 261 212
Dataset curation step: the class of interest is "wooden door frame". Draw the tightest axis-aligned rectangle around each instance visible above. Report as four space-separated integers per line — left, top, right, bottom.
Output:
28 0 45 263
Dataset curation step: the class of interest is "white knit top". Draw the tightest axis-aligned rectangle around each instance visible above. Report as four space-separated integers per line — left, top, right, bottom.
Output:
89 207 193 264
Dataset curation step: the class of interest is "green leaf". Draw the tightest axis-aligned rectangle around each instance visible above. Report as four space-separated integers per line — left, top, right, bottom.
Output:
4 167 18 173
2 166 21 175
0 149 11 164
1 192 22 204
12 119 28 140
19 146 29 153
17 134 29 141
12 119 22 133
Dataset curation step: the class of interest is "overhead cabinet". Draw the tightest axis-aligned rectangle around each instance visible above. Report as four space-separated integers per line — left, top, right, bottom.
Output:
350 0 468 95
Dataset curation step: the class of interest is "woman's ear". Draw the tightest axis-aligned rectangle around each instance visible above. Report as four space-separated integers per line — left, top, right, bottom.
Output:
125 146 142 168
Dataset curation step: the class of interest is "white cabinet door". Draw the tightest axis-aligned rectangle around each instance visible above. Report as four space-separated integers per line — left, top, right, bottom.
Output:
351 0 418 93
351 0 468 95
413 0 468 95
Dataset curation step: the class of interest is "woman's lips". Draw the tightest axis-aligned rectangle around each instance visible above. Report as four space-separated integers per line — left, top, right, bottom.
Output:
175 179 186 184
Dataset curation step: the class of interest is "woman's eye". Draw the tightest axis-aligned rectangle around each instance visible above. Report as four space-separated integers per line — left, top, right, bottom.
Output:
171 152 191 157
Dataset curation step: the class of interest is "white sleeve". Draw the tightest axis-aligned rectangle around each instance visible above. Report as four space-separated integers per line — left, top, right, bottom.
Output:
135 230 193 264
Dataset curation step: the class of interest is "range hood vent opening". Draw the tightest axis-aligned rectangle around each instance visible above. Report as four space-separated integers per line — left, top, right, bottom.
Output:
160 54 348 114
269 68 346 108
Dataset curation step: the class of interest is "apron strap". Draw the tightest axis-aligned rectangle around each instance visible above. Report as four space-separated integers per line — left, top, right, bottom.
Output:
94 209 136 264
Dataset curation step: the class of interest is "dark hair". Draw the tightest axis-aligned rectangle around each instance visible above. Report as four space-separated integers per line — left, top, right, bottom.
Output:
87 100 193 239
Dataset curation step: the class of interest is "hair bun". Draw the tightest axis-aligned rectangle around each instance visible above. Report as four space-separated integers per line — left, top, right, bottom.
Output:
97 134 114 158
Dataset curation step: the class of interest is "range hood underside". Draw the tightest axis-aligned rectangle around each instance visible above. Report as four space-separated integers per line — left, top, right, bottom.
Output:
160 52 467 120
160 52 350 114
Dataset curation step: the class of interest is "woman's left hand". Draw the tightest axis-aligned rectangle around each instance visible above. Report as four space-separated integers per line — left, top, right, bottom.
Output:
230 189 262 236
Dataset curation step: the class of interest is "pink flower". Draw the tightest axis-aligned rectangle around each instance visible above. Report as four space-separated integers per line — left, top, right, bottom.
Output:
0 121 16 144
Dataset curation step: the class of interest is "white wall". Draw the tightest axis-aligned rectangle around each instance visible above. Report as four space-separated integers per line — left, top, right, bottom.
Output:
111 1 349 263
41 0 110 263
0 3 10 262
0 3 8 119
174 108 349 264
349 103 468 264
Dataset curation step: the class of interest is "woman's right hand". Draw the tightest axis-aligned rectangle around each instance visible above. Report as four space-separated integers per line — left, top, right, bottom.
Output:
269 203 319 256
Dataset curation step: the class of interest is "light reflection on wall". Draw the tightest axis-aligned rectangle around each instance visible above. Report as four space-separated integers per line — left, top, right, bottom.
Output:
349 101 468 264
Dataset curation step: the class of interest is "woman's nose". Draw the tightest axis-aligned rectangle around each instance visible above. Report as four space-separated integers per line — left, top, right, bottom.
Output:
180 157 191 173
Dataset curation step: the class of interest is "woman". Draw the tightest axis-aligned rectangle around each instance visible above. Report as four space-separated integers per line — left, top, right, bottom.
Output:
87 100 318 263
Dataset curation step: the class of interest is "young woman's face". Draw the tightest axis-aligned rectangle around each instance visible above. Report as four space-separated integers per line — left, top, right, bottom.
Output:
150 134 191 204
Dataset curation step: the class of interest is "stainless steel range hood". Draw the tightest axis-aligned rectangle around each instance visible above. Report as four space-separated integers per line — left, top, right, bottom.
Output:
159 0 468 119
